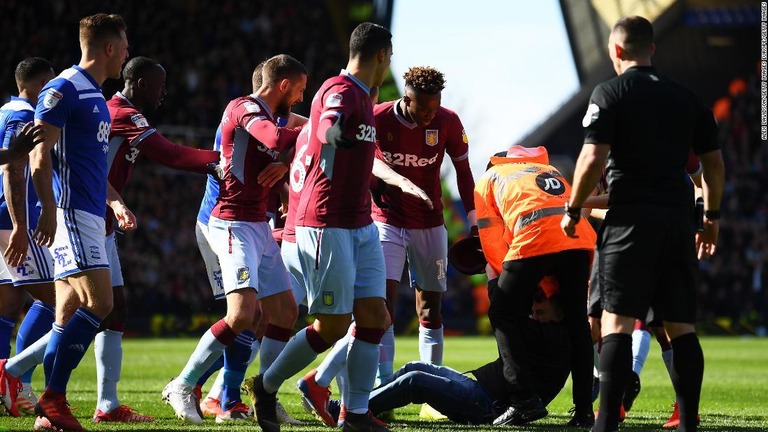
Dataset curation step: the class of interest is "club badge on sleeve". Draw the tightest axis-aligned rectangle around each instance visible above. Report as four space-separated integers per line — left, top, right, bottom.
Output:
43 89 63 109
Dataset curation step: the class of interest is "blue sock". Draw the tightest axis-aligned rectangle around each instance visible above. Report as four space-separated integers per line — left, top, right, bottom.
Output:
43 323 64 387
197 353 225 387
16 301 55 384
221 331 255 410
47 308 101 394
0 317 16 358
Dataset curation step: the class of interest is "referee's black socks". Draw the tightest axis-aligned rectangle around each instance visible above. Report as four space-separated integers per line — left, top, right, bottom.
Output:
594 333 632 432
670 333 704 432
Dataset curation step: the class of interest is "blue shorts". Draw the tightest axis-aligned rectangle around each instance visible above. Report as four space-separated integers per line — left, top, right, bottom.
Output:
208 217 292 299
280 239 307 306
296 223 385 315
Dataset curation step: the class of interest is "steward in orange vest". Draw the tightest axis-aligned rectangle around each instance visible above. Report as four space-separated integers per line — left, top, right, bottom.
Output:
474 145 596 427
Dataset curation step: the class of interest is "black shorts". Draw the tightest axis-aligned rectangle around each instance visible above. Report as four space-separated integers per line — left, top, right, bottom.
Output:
587 248 602 318
598 205 698 323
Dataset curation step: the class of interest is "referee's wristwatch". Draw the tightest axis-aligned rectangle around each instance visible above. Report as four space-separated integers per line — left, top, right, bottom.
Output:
565 202 581 223
704 209 721 220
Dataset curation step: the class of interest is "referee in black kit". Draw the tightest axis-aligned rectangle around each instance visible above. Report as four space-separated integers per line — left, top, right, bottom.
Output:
560 16 725 432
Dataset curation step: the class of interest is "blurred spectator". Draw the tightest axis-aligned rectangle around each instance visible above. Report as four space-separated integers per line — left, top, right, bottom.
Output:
699 72 767 335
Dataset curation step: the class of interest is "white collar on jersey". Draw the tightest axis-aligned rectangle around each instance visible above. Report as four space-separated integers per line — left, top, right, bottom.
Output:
114 91 135 107
393 98 418 130
248 94 275 120
339 69 370 94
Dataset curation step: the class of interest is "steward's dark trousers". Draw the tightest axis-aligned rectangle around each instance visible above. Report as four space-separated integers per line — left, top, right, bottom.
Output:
488 249 593 410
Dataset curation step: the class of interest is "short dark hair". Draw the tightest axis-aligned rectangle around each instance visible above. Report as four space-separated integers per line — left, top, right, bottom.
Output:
15 57 53 86
79 13 127 47
349 22 392 62
261 54 307 87
122 56 158 82
404 66 446 95
612 16 654 57
252 59 267 92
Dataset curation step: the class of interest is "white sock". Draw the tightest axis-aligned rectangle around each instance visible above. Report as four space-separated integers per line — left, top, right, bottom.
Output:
346 336 379 414
418 324 443 365
207 370 225 401
95 330 123 413
377 324 395 384
316 333 351 388
179 328 227 386
259 336 288 375
263 328 321 393
631 329 651 375
6 331 51 378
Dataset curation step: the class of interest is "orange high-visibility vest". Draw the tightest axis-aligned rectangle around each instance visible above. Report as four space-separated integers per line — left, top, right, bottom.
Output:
475 154 596 276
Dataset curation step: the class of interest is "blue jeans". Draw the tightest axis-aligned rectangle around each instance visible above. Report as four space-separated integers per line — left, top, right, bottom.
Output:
369 361 495 424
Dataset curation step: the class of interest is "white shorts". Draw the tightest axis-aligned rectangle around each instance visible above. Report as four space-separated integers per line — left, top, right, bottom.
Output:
105 233 124 288
196 221 225 300
280 239 307 306
296 223 385 315
0 229 54 286
208 216 292 298
51 208 109 279
375 222 447 293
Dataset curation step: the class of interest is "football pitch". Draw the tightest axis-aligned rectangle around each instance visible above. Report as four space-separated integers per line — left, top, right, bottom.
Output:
0 336 765 431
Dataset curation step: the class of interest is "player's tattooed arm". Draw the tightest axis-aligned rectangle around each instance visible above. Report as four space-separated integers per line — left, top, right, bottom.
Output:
2 156 29 267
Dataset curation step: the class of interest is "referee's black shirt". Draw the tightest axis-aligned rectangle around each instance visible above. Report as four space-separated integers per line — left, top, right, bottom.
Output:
583 66 719 207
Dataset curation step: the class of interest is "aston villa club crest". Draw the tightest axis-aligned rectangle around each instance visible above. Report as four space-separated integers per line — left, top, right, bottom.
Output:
322 291 334 306
237 266 250 284
425 129 438 146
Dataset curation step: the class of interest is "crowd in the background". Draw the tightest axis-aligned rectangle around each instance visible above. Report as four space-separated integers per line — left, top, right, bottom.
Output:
0 0 763 335
1 0 343 128
699 72 767 335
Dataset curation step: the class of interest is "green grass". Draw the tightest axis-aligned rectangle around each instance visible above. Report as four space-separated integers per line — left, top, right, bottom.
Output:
0 336 766 431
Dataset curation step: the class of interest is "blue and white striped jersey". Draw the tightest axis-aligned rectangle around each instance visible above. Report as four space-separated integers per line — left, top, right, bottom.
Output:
35 65 111 218
0 96 40 230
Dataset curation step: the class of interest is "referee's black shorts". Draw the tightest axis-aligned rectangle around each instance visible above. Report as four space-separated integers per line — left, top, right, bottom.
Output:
587 248 602 318
598 204 699 323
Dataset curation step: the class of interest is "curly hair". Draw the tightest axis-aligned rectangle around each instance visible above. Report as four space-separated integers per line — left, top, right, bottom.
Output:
403 66 446 95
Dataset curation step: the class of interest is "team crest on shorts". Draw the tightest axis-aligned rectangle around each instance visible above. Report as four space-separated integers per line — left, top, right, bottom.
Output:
237 266 250 284
425 129 438 146
322 291 334 306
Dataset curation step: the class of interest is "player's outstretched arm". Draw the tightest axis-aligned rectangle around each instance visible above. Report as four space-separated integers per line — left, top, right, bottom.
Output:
140 132 219 173
107 182 137 232
371 158 433 209
30 120 60 247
